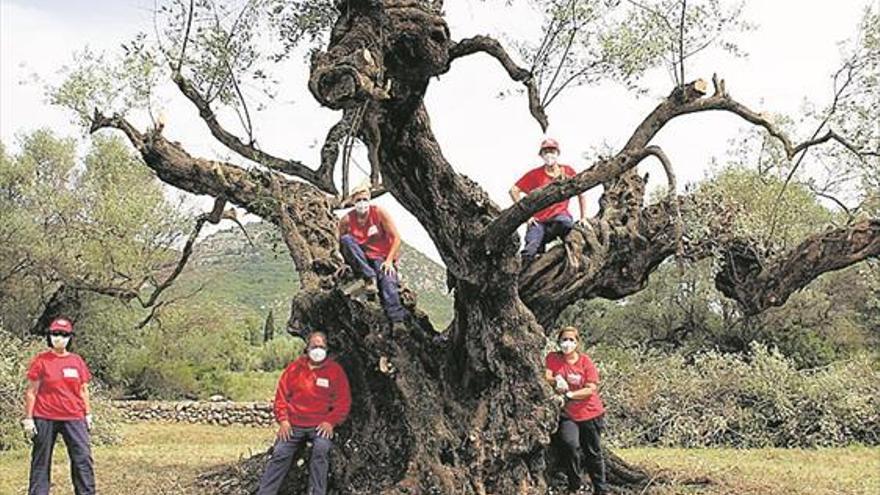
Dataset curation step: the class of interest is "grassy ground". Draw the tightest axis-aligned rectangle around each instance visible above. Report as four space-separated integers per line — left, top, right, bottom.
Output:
0 423 273 495
0 423 877 494
620 446 880 494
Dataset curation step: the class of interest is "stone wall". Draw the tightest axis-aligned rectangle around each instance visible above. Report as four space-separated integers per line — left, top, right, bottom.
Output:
112 400 275 427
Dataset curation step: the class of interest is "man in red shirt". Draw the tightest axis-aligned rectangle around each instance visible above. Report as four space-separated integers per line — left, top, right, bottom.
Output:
545 326 608 495
338 183 408 327
257 331 352 495
509 138 588 265
23 317 95 495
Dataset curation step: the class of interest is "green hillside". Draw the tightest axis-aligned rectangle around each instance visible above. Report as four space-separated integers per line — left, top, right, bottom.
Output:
170 221 453 329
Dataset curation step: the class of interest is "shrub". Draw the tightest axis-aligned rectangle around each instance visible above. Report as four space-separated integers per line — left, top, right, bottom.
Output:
256 335 304 371
223 371 281 402
595 343 880 448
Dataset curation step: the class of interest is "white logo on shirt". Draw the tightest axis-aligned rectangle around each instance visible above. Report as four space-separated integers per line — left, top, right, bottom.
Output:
62 368 80 379
566 373 582 386
367 225 379 237
316 377 330 388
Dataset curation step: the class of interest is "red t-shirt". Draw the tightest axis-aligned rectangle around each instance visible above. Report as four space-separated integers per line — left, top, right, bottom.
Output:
514 164 577 222
345 206 398 261
274 356 352 427
545 351 605 422
26 351 91 421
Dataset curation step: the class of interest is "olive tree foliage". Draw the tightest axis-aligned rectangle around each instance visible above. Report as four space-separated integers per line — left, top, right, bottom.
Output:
511 0 751 108
0 130 188 335
724 6 879 229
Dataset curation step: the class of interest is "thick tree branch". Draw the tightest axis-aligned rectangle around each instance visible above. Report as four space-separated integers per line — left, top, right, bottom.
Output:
520 197 689 328
484 146 660 249
170 73 337 193
485 76 871 249
716 219 880 315
89 110 340 283
449 35 549 131
644 146 683 259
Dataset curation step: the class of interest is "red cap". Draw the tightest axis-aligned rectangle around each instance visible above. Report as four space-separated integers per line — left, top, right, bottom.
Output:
539 138 560 154
49 317 74 334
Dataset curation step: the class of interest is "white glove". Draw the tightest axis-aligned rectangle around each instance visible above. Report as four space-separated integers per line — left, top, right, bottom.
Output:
554 375 569 393
85 414 93 431
22 418 37 438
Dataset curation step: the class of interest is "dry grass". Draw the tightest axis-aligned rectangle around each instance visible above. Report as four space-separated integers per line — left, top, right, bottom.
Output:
0 422 272 495
621 446 880 494
0 423 876 494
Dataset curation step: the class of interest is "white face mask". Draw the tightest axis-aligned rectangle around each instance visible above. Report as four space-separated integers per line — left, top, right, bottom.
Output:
560 339 577 354
308 347 327 363
354 199 370 215
50 335 70 350
542 151 559 166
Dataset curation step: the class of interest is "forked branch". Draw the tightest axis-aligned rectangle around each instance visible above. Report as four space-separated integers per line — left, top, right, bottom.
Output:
171 72 337 193
449 35 549 131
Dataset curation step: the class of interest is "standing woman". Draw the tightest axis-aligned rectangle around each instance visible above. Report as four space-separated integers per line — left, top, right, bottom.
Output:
22 317 95 495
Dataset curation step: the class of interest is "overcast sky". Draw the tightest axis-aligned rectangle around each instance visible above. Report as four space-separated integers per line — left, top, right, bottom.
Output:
1 0 873 263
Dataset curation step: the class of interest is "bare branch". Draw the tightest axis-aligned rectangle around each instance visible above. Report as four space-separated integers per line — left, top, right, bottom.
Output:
170 73 337 192
135 284 204 329
449 35 549 131
806 184 853 219
678 0 686 88
540 0 578 108
91 109 341 291
643 146 683 260
136 209 211 308
175 0 195 73
91 109 307 221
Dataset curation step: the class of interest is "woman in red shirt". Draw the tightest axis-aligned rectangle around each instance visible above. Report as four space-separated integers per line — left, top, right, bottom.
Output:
545 326 608 495
509 138 588 266
337 183 408 327
23 317 95 495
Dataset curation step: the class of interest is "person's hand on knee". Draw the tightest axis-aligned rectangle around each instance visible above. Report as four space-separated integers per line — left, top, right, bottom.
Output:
276 420 292 442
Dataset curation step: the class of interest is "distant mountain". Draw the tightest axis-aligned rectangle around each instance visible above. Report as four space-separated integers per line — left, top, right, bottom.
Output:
171 221 453 329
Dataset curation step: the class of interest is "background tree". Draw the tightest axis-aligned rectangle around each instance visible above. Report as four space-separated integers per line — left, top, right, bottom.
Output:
0 130 196 335
45 0 879 493
264 308 275 343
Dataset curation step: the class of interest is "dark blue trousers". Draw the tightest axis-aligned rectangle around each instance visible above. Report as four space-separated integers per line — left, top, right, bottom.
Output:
29 418 95 495
558 416 608 494
339 234 408 323
522 213 574 260
257 426 333 495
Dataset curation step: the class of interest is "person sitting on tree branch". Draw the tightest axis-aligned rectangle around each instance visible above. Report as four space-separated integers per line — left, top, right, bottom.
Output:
509 138 588 266
545 326 609 495
338 182 409 330
257 331 352 495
